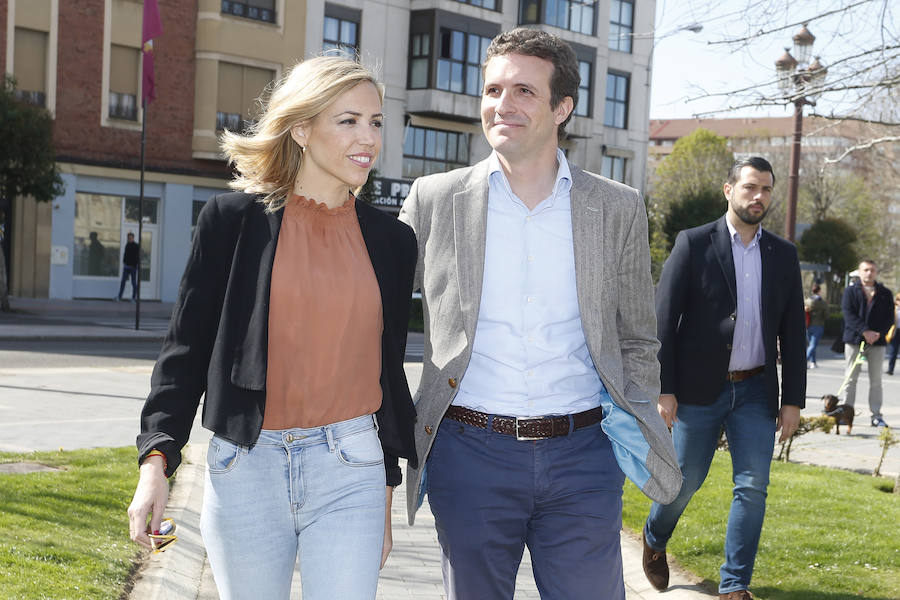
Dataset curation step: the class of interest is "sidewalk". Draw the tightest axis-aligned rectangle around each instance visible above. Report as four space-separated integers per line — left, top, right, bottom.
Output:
0 296 172 341
3 297 898 599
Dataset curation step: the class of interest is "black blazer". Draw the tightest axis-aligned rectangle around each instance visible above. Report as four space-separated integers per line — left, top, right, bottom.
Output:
841 282 894 346
137 192 418 486
655 216 807 415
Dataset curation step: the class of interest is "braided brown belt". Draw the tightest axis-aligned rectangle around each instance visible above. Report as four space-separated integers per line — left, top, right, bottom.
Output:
443 405 605 441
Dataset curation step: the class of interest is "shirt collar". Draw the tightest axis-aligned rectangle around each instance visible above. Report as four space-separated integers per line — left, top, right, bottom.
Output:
725 213 762 247
488 149 572 204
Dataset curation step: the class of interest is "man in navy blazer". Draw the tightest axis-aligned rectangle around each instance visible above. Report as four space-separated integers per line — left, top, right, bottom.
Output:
641 157 806 600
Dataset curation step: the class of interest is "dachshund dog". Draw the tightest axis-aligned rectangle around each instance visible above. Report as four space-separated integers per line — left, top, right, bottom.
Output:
823 394 854 435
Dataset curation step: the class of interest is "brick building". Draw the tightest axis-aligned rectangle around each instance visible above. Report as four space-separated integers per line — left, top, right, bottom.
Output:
4 0 657 301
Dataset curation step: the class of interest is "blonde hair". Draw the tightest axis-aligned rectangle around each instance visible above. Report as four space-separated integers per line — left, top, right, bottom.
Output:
220 54 384 212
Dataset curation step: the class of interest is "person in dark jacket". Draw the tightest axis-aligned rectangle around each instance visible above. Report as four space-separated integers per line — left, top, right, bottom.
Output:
126 55 418 599
115 232 139 301
841 260 894 428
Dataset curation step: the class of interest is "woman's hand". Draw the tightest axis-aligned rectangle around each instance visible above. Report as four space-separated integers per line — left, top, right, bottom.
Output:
127 455 169 549
381 485 393 569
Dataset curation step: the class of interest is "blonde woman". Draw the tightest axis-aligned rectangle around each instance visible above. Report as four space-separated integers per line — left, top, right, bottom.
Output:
127 55 418 599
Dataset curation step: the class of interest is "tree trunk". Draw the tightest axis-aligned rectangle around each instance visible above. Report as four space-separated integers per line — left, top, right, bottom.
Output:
0 242 9 312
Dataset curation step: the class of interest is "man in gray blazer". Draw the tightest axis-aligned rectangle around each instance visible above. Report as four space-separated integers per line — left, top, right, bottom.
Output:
399 28 680 599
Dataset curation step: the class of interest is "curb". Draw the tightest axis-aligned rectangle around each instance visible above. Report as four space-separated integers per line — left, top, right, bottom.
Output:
128 443 208 600
0 334 167 342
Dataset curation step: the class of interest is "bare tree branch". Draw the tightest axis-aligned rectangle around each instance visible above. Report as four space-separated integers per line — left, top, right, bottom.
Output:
824 136 900 163
705 0 878 45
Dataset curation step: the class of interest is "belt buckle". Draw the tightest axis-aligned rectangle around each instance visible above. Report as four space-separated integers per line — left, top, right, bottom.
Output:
515 416 545 441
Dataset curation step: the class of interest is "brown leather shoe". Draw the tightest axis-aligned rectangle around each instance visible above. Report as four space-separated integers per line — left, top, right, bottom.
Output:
719 591 754 600
641 530 669 591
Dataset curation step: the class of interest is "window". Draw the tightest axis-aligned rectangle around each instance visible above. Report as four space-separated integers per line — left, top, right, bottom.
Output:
574 60 592 117
109 44 140 120
604 72 629 128
437 29 491 96
601 155 626 183
324 6 360 54
403 126 470 178
13 28 48 108
74 194 122 277
608 0 633 52
216 62 275 132
454 0 497 9
221 0 276 23
408 11 499 94
520 0 593 35
409 32 431 89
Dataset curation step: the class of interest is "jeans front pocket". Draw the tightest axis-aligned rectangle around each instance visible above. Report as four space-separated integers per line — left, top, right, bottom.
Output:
336 428 384 468
206 435 243 474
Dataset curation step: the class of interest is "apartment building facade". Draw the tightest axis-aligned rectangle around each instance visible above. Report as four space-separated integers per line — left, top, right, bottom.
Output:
3 0 656 301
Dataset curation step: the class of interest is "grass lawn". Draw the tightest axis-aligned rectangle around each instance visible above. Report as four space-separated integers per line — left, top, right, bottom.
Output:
0 447 141 600
623 452 900 600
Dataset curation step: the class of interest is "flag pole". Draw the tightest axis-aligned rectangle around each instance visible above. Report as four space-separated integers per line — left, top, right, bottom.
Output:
135 97 147 330
138 0 161 330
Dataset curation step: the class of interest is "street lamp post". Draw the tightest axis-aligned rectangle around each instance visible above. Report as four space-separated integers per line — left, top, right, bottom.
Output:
774 23 827 242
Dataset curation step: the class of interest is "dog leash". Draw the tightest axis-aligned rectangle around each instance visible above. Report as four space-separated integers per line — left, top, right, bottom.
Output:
835 341 867 398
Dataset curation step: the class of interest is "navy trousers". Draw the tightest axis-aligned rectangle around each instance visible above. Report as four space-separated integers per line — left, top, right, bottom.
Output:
426 417 625 600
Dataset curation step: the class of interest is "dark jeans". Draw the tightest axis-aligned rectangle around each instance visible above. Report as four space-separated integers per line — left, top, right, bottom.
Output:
118 265 137 300
427 417 625 600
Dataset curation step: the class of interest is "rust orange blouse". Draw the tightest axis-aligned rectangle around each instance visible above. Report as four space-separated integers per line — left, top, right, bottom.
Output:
263 193 383 429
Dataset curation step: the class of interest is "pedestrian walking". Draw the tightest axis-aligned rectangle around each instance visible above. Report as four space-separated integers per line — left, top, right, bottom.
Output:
127 55 418 600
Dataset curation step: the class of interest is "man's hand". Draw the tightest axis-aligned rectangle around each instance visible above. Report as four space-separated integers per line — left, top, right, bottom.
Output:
127 455 169 549
777 405 801 443
863 330 880 345
381 486 393 569
657 394 678 429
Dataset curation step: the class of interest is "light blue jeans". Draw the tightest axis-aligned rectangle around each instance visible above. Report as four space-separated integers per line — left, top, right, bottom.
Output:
200 415 386 600
644 375 775 593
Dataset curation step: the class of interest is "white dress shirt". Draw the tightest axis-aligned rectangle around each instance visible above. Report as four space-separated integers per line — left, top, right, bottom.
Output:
453 150 605 416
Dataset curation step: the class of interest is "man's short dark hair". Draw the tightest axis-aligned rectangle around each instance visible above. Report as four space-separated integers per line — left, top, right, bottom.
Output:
484 27 579 140
727 156 776 186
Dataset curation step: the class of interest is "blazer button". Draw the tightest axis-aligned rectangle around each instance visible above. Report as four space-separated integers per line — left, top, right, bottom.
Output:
448 378 457 388
425 425 433 435
726 344 733 350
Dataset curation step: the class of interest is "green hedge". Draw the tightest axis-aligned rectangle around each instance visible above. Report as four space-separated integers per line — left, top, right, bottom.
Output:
825 309 843 337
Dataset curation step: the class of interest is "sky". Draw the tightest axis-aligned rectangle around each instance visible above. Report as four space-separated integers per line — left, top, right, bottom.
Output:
648 0 893 120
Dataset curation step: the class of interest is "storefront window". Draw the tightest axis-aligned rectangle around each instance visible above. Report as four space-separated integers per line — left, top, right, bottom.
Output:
74 193 122 277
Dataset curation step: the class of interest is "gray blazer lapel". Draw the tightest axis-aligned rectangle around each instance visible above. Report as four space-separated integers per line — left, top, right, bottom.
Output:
570 165 604 327
453 162 490 344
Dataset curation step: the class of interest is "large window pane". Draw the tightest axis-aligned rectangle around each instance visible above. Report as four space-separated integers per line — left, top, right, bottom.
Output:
324 17 339 41
125 198 159 224
604 72 629 128
403 125 470 178
410 58 428 88
437 59 451 91
450 62 464 93
73 194 122 277
609 0 633 52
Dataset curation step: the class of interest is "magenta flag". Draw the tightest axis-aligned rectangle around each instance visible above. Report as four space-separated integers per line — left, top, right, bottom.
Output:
142 0 163 104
